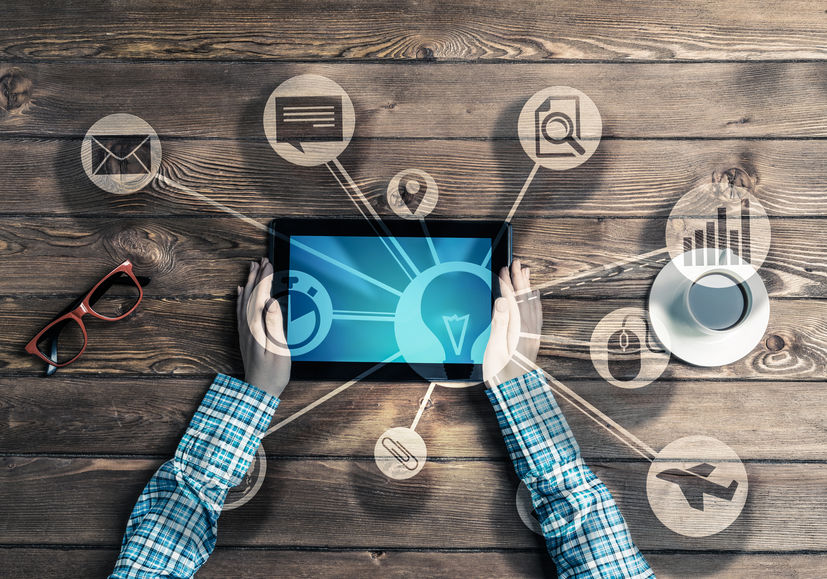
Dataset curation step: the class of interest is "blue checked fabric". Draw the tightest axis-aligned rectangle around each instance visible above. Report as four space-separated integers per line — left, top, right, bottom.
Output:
487 370 654 578
110 374 279 578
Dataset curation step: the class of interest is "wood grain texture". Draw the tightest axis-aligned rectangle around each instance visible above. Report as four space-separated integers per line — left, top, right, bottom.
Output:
1 548 823 579
1 296 824 380
0 63 826 138
1 456 826 552
1 1 825 61
1 376 826 461
2 3 826 576
0 217 823 298
1 138 826 218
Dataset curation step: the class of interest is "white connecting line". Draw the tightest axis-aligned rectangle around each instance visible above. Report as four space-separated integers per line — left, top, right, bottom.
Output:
326 158 420 279
158 159 659 463
410 382 437 432
264 352 402 437
158 174 272 235
513 351 657 461
154 171 410 440
534 247 670 296
484 163 540 268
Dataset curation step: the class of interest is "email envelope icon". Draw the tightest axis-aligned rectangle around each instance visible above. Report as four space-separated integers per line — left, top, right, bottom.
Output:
90 135 152 175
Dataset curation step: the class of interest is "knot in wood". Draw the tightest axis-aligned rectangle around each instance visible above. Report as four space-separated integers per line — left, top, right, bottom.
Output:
0 67 33 113
104 223 176 274
765 334 785 352
712 167 756 195
416 45 436 61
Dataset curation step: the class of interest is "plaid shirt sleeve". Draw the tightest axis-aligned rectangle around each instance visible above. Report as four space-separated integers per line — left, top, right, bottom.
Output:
109 374 280 578
487 370 654 579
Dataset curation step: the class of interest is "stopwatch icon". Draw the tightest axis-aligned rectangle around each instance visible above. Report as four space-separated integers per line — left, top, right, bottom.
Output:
265 270 333 357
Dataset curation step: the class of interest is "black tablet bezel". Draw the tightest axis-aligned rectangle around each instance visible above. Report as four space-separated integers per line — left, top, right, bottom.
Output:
268 218 512 382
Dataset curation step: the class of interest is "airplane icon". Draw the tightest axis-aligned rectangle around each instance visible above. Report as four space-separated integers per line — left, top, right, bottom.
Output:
656 462 739 511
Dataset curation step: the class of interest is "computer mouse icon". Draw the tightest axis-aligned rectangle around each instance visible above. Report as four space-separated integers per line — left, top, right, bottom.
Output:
607 316 642 382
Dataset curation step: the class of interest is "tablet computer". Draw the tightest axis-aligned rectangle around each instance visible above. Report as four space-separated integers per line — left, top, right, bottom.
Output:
268 218 511 381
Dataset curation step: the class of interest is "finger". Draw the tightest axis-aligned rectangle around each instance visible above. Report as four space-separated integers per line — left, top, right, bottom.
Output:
516 290 542 336
510 258 522 282
264 297 285 343
483 298 511 385
512 259 530 294
254 256 268 286
244 271 289 357
498 272 521 354
241 260 259 308
488 298 509 346
260 258 274 284
236 285 243 324
252 270 274 312
498 266 515 298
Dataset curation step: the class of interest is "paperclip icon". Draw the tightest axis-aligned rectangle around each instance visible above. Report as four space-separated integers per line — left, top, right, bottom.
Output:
381 436 419 471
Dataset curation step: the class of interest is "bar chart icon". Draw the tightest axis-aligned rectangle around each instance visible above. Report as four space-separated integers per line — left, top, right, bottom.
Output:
683 199 752 267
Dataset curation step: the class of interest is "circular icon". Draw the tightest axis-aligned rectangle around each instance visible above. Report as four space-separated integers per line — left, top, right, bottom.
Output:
647 436 748 537
223 444 267 510
649 251 770 367
374 427 427 480
590 307 670 389
518 86 602 171
81 113 161 194
665 182 771 283
516 481 543 535
387 169 438 219
263 74 355 166
246 270 333 357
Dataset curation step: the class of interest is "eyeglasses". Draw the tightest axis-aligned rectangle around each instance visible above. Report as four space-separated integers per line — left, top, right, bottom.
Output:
25 260 149 373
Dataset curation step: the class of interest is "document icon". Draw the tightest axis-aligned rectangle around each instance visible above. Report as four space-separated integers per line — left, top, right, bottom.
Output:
275 96 344 152
90 135 152 176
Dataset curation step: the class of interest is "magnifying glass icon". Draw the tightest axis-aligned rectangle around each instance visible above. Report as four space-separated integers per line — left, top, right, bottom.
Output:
541 111 586 155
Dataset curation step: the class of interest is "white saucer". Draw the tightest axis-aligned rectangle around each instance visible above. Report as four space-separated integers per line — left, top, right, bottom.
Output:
648 249 770 367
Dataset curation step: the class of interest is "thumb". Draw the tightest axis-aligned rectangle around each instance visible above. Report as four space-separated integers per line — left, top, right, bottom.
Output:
264 296 286 343
488 297 509 347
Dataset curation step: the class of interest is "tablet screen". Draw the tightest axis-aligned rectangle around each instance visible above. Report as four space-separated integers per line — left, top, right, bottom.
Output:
286 234 493 366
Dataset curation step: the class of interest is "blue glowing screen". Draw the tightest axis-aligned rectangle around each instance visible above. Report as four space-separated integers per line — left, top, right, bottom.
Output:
286 235 493 364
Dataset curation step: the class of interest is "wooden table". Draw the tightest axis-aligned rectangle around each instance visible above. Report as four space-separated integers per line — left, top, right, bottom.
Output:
1 2 825 577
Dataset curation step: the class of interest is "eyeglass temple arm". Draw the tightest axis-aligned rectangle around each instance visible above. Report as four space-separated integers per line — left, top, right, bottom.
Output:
45 339 59 376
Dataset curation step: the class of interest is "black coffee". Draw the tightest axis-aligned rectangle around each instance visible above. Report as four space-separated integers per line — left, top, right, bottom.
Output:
688 273 748 331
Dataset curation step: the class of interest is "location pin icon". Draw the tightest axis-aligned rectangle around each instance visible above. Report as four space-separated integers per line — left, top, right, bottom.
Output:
387 169 439 219
399 176 426 214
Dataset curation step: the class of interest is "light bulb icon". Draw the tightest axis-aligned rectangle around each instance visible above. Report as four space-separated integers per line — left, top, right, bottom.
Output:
394 261 493 381
420 271 491 364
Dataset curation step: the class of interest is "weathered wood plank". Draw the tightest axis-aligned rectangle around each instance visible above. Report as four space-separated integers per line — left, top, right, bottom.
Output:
1 297 823 380
1 376 825 461
1 63 826 138
1 1 825 62
0 217 822 298
0 457 825 551
1 138 826 217
1 547 823 578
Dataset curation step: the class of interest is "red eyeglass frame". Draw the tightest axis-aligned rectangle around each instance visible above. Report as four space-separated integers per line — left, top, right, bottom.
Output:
24 260 145 368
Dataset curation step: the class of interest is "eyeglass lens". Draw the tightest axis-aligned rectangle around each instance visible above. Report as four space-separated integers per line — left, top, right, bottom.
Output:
87 271 142 319
36 318 85 364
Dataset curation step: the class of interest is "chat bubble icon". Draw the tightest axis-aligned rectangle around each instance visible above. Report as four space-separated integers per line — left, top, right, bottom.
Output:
275 95 344 153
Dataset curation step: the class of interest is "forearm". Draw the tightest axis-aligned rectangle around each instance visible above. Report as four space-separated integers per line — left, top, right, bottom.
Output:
110 374 279 578
487 370 653 578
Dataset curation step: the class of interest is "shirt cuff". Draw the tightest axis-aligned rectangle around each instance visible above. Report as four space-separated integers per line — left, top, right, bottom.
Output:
174 374 280 489
485 369 580 479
